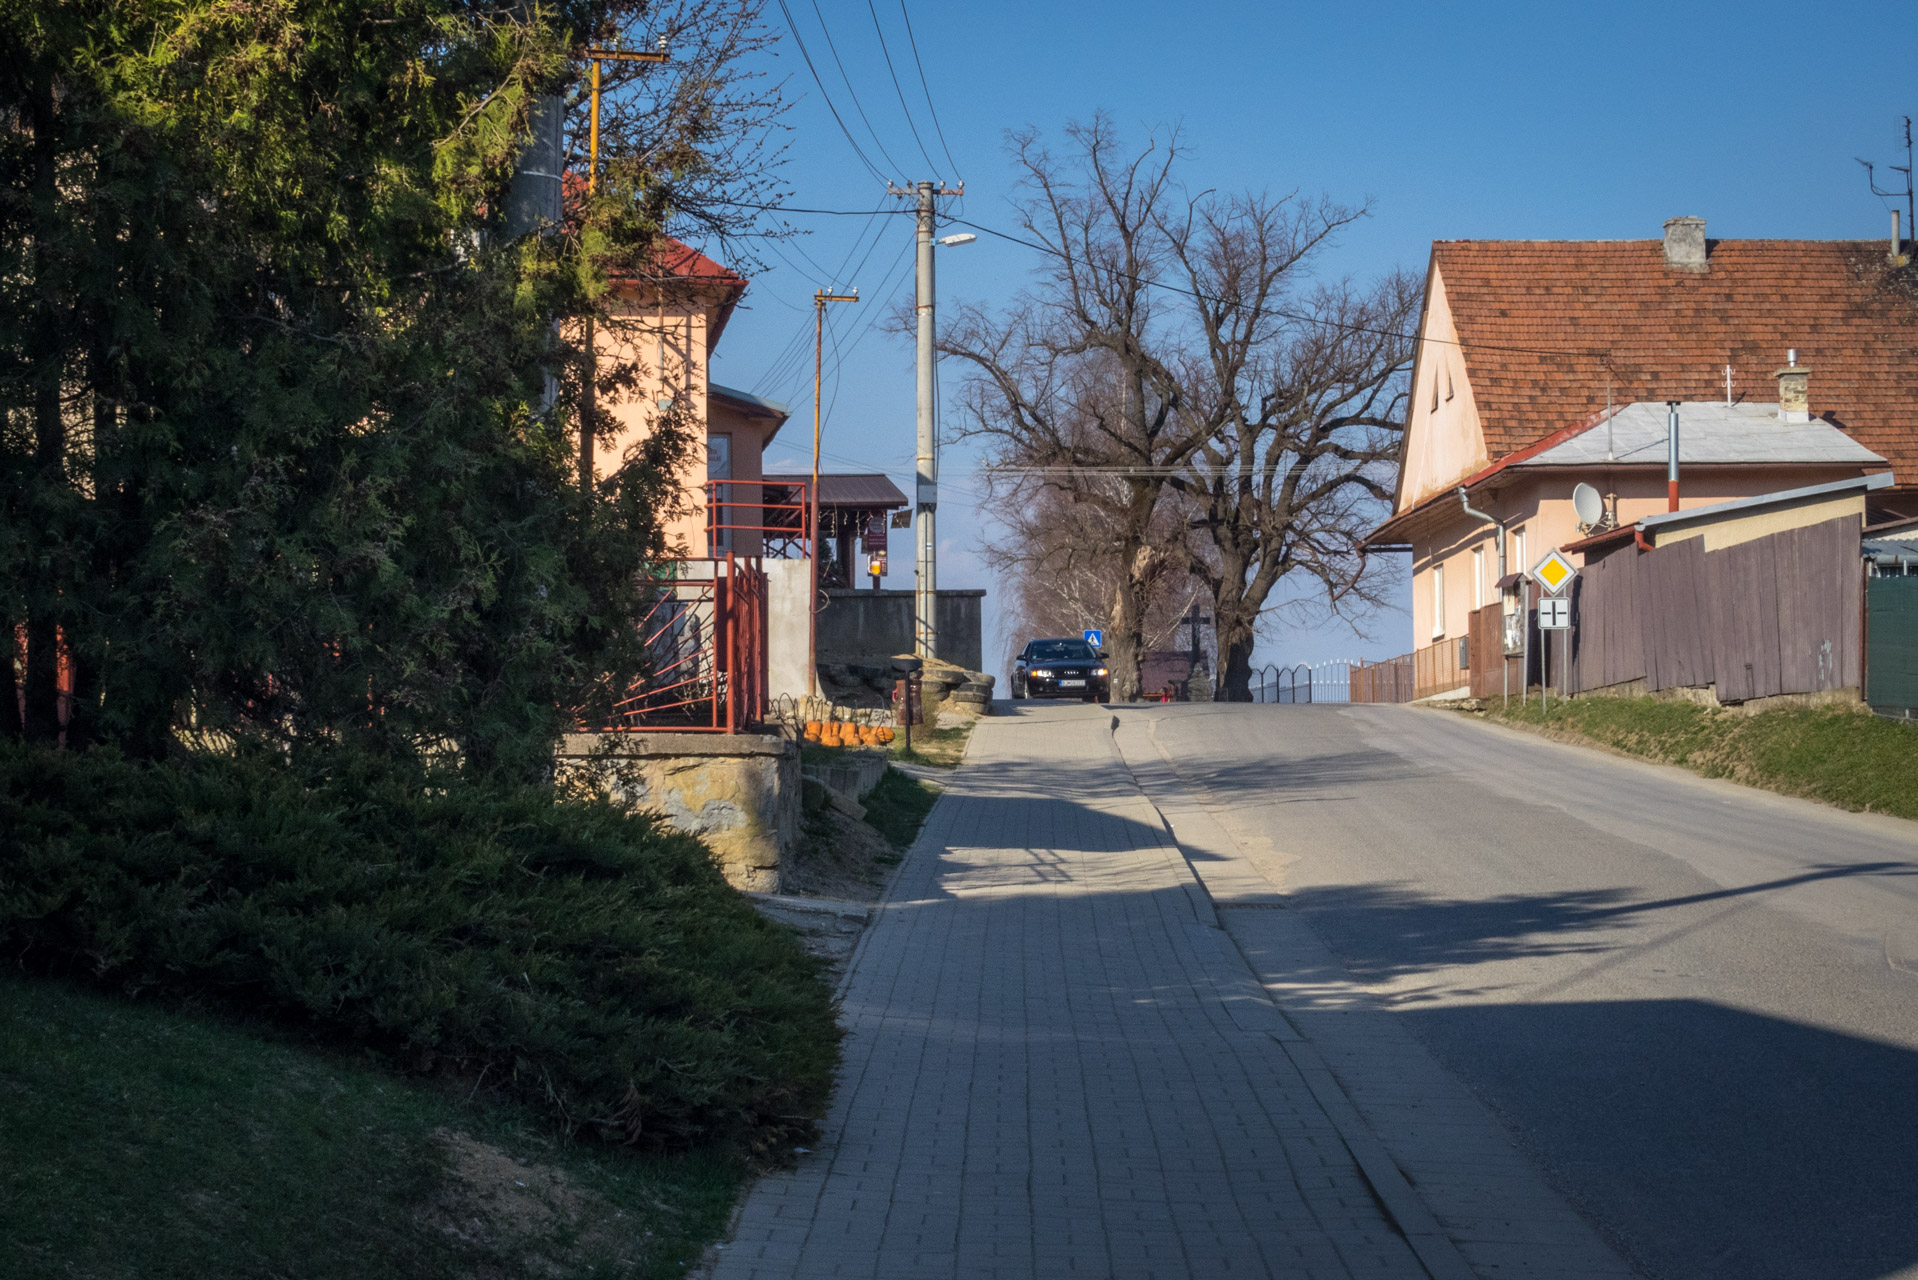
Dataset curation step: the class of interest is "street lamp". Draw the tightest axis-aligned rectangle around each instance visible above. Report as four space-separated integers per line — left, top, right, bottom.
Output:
913 215 972 662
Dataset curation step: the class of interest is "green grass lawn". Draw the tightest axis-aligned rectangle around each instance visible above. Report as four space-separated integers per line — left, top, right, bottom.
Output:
0 974 742 1280
1481 696 1918 819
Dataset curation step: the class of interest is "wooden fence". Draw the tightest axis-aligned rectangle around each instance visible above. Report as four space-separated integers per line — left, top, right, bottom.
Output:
1350 653 1414 703
1468 602 1527 698
1570 515 1862 701
1350 637 1471 703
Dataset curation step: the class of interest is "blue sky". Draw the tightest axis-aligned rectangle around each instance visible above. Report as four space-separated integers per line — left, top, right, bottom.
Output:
701 0 1916 677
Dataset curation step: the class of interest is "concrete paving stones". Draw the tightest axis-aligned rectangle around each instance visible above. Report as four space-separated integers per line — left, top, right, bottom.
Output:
710 703 1636 1279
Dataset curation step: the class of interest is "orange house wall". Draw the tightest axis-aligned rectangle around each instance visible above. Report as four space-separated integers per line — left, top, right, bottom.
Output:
593 282 781 560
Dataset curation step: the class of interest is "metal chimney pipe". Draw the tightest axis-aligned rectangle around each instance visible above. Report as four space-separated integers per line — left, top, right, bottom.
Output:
1666 401 1681 512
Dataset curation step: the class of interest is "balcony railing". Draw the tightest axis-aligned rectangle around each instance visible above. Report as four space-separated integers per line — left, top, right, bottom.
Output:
703 479 811 559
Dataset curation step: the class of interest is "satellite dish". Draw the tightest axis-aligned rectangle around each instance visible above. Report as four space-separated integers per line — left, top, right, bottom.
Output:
1572 482 1604 527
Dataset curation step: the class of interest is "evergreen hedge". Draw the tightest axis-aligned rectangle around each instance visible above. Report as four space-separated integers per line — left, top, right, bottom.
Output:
0 743 839 1159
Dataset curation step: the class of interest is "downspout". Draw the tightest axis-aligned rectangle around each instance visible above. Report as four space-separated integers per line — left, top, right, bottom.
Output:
1666 401 1681 512
1458 486 1507 701
1458 486 1506 581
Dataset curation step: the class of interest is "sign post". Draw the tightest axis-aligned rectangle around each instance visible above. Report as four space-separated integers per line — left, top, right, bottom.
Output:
1529 551 1579 713
1083 628 1104 652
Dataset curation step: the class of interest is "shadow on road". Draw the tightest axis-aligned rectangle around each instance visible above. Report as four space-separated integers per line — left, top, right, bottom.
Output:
1270 864 1918 986
1396 998 1918 1280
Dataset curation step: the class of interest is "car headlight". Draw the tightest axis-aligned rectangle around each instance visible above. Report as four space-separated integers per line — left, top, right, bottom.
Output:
1094 667 1108 677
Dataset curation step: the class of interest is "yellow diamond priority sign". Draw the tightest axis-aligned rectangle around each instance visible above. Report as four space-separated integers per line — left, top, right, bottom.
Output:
1530 549 1578 596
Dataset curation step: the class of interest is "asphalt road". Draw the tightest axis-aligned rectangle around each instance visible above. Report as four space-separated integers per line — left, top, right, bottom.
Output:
1137 702 1918 1280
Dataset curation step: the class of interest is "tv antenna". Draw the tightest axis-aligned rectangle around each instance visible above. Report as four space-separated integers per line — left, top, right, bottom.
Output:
1857 115 1914 254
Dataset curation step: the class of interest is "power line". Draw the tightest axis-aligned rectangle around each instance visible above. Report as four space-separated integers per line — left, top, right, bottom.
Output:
770 234 914 407
753 216 901 397
897 1 962 178
771 0 889 184
706 197 1601 361
939 216 1612 364
866 0 941 178
804 0 905 178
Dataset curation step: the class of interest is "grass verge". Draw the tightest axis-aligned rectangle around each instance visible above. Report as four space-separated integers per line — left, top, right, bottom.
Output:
861 768 942 850
0 972 741 1280
1478 696 1918 819
889 720 974 769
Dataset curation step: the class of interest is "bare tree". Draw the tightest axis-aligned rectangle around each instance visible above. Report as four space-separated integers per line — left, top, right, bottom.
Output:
982 468 1204 674
938 117 1213 699
1159 194 1419 699
943 116 1416 702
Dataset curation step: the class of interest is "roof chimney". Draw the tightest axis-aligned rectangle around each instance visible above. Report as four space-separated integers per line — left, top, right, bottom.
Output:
1662 216 1708 272
1773 350 1811 423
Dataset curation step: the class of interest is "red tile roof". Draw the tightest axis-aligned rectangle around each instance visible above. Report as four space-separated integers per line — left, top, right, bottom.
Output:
1431 238 1918 486
651 236 746 287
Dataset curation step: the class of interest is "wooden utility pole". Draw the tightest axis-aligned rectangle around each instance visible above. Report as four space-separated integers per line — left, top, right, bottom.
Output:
579 42 667 496
811 290 859 694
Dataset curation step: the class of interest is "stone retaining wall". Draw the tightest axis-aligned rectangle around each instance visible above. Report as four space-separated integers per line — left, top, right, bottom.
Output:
556 732 799 893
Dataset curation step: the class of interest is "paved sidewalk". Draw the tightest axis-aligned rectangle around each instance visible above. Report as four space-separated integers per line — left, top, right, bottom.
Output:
713 705 1433 1279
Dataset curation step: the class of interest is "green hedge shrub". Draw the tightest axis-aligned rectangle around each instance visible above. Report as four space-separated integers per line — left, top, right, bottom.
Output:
0 742 839 1158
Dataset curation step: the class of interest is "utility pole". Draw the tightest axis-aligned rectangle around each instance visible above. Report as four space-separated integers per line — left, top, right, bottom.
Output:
578 41 667 497
812 289 859 694
892 180 964 661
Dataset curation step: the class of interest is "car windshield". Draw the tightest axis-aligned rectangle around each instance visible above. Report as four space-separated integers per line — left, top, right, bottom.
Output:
1027 640 1095 662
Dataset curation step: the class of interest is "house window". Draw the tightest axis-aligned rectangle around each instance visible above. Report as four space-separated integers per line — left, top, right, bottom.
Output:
1445 365 1455 401
1430 370 1440 412
1473 546 1486 609
708 434 733 551
1431 563 1446 640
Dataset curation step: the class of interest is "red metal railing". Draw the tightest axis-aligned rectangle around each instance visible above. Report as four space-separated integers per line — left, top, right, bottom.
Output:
703 479 811 559
603 554 768 733
585 482 811 734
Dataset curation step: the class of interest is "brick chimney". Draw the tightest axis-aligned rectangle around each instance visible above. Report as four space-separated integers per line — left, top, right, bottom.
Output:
1773 350 1811 423
1663 216 1708 272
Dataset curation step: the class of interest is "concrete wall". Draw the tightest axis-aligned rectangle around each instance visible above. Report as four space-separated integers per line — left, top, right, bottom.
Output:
764 559 813 700
817 588 985 672
555 731 799 893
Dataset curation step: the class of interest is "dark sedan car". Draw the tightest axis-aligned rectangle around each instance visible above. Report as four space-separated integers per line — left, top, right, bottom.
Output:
1011 638 1109 701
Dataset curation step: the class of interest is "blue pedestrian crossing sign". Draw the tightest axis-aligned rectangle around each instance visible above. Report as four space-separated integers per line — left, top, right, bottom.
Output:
1083 629 1104 649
